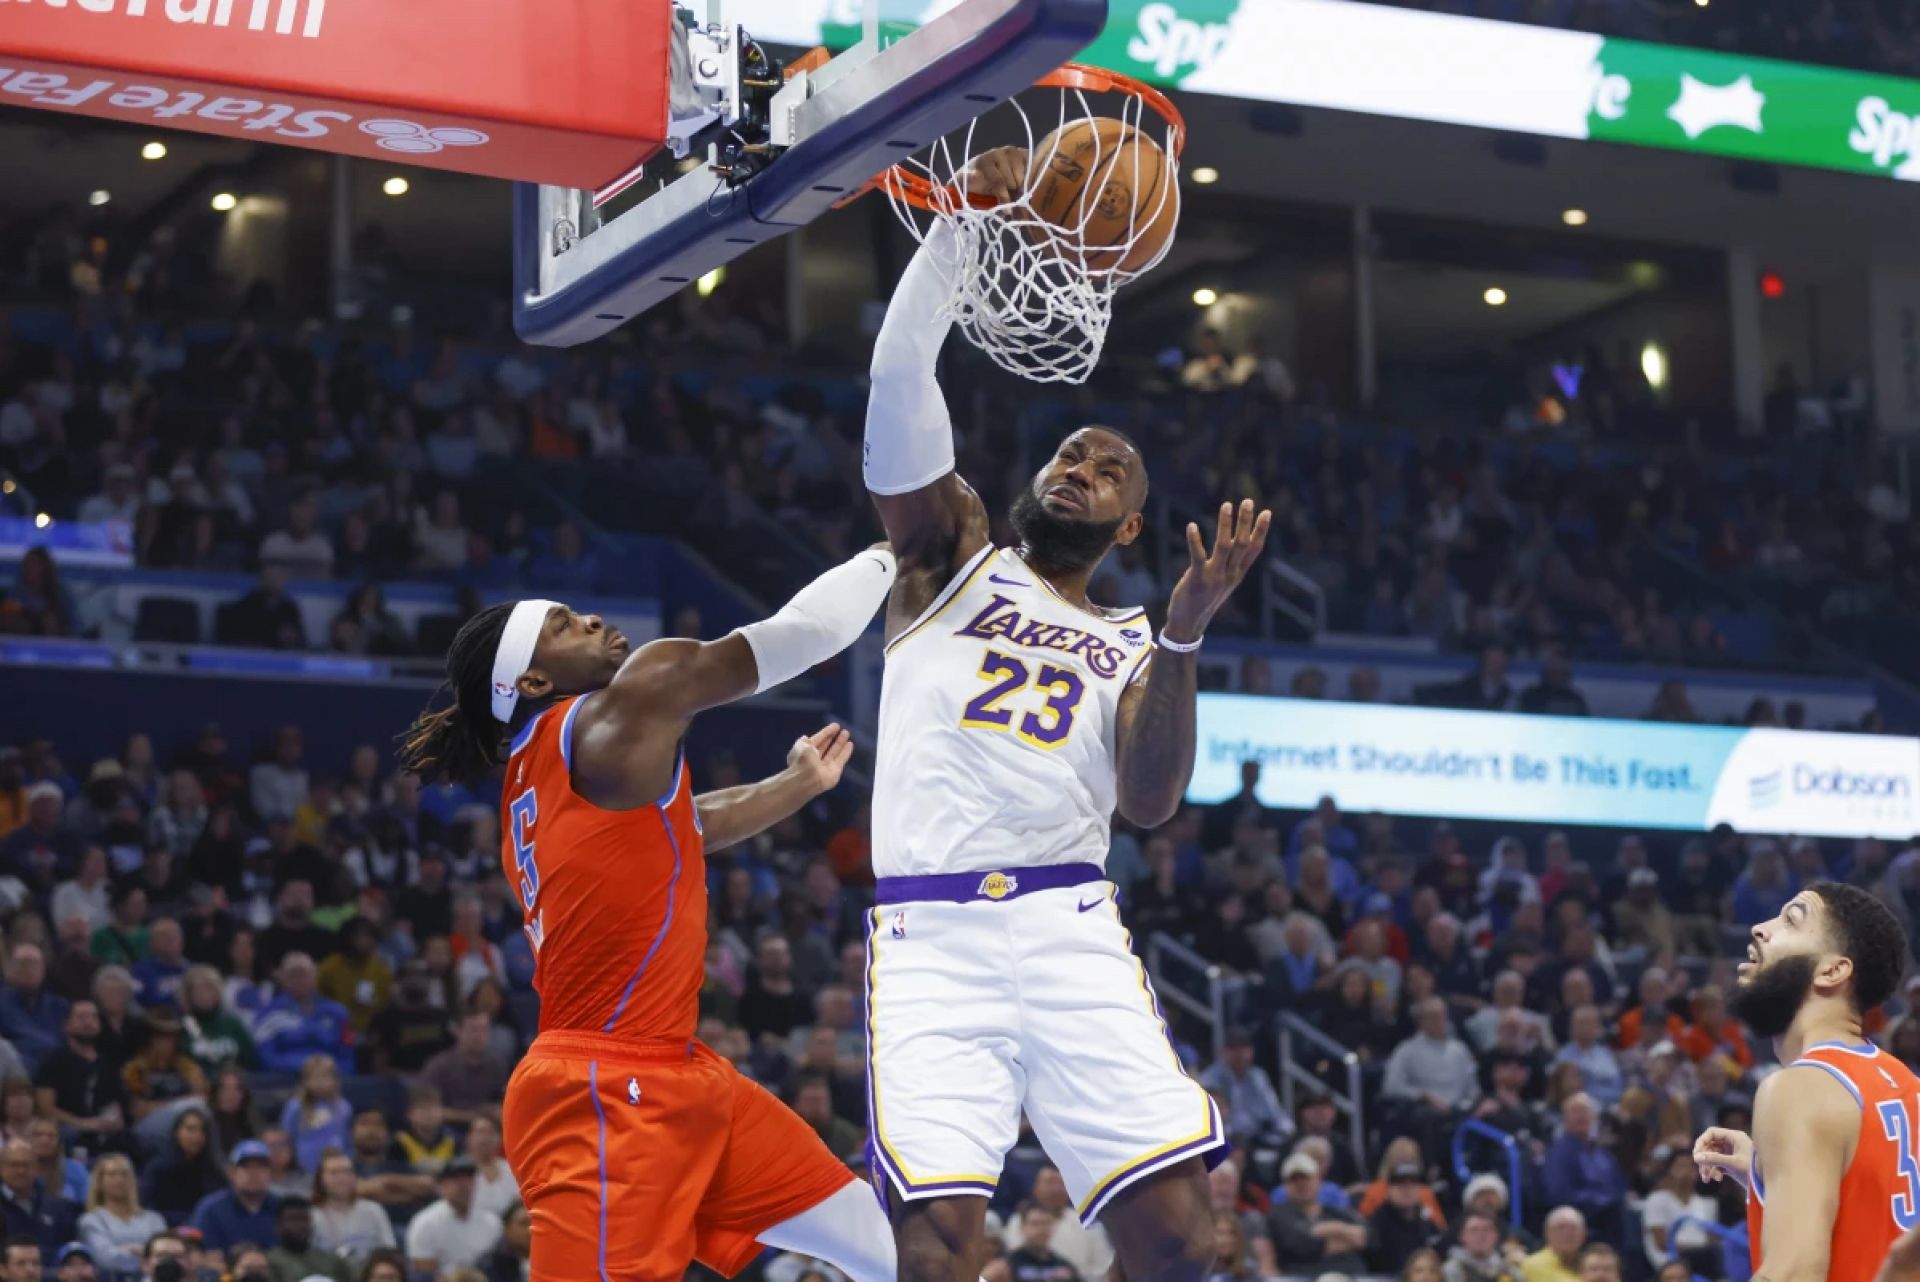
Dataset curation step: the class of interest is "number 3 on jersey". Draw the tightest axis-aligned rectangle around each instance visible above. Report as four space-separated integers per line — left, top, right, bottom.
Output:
1878 1097 1920 1228
509 788 540 911
960 649 1087 749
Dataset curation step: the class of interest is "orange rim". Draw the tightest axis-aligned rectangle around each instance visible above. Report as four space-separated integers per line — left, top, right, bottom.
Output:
845 61 1187 211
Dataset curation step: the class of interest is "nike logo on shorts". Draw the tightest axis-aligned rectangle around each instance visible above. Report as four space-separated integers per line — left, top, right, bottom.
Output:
1077 896 1105 912
989 574 1031 587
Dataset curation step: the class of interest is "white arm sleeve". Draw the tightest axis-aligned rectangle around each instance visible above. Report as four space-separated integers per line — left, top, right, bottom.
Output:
864 223 959 496
733 547 898 693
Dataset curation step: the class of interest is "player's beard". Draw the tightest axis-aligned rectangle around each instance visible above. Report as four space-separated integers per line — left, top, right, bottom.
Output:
1729 952 1819 1039
1009 485 1122 571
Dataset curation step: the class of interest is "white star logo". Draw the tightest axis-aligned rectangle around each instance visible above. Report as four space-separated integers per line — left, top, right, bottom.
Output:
1667 74 1766 140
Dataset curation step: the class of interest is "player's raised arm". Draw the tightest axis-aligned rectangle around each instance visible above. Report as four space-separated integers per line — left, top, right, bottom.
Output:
1114 498 1269 827
694 723 854 852
862 152 1022 602
1749 1064 1861 1282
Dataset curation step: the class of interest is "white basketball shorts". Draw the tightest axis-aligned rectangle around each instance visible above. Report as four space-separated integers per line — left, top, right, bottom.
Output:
862 862 1227 1223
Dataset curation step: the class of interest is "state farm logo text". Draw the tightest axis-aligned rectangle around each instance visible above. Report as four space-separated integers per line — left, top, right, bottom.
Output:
0 0 327 39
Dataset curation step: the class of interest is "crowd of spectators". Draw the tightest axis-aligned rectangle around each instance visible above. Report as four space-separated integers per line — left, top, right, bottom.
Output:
4 694 1920 1282
1361 0 1920 78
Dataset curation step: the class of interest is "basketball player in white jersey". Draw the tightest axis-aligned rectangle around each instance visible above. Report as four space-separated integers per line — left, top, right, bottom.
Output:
859 147 1272 1282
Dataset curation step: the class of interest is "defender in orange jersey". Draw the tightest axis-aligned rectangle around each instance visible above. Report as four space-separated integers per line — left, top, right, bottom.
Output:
398 546 901 1282
1692 881 1913 1282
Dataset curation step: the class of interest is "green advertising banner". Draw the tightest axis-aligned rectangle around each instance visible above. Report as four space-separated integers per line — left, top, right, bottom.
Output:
741 0 1920 182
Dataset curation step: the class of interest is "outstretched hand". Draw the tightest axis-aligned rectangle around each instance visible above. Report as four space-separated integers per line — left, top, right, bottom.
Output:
957 146 1029 203
789 723 855 796
1164 499 1272 645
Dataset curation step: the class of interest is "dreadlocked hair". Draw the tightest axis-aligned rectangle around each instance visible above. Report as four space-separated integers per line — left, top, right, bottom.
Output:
396 602 518 785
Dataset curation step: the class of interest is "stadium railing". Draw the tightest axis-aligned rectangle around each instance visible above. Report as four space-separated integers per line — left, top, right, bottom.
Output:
1275 1012 1367 1173
1450 1117 1526 1228
1145 934 1227 1064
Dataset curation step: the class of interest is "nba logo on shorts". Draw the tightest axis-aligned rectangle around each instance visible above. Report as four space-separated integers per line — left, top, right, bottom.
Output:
627 1077 641 1105
891 910 908 939
977 872 1018 900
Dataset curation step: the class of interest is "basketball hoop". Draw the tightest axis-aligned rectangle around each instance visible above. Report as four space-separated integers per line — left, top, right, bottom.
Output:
871 63 1187 386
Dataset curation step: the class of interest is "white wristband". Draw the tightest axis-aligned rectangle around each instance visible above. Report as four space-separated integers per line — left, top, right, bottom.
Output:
1157 630 1203 653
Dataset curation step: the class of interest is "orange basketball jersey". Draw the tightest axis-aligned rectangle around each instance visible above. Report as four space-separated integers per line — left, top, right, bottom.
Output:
499 693 707 1041
1748 1041 1920 1282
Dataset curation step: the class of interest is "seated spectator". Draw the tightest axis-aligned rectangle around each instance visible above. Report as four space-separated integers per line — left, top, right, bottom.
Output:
1443 1210 1524 1282
997 1165 1110 1282
27 1120 84 1205
1471 1051 1553 1156
49 849 111 937
739 936 811 1045
1577 1243 1619 1282
90 967 138 1069
180 966 258 1072
479 1203 531 1282
1005 1203 1080 1282
279 1056 352 1178
1676 986 1753 1072
1292 1094 1362 1187
1367 1160 1442 1272
1263 914 1335 1014
1198 1028 1291 1152
312 1151 397 1268
1266 1151 1366 1276
1611 871 1676 958
789 1073 863 1165
393 1086 456 1176
345 1111 432 1215
420 1010 511 1127
190 1139 280 1259
131 918 190 1012
1541 1096 1624 1245
76 1154 165 1277
0 944 68 1069
46 916 98 1007
89 887 149 967
368 962 450 1074
52 1241 92 1282
1464 972 1553 1055
254 954 352 1076
404 1159 500 1277
0 1081 32 1147
316 918 393 1038
225 1243 272 1282
1356 1139 1447 1228
266 1195 351 1282
122 1014 209 1128
0 1239 37 1282
1550 1006 1623 1108
1207 1159 1275 1278
1516 650 1589 717
226 566 306 650
140 1108 228 1223
0 785 78 898
1639 1148 1717 1275
259 882 334 977
1317 965 1399 1065
259 1127 307 1201
0 1137 77 1259
1382 997 1478 1151
33 1001 126 1141
208 1068 263 1159
1522 1208 1587 1282
465 1116 519 1222
136 1230 194 1282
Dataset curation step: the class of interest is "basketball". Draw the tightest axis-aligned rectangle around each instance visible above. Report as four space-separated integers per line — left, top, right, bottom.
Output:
1024 116 1180 276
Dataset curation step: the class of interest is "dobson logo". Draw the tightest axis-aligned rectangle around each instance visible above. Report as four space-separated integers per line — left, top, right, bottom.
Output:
1748 769 1784 810
359 119 490 154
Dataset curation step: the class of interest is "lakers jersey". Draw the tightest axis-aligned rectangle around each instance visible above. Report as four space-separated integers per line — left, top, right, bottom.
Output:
1748 1040 1920 1282
872 544 1155 878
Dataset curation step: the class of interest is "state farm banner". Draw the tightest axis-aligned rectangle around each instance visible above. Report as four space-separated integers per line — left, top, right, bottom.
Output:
0 0 674 188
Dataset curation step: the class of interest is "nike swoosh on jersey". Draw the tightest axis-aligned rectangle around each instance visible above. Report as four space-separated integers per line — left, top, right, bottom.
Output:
989 574 1032 587
1077 896 1105 912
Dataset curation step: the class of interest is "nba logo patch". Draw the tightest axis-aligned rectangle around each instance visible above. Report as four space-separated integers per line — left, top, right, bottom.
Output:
494 680 515 699
977 872 1019 900
891 910 908 939
627 1077 641 1105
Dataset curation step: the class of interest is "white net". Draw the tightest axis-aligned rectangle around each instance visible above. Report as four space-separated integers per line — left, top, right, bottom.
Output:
880 76 1182 385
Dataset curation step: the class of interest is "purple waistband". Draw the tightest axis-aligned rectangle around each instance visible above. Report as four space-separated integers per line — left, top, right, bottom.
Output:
875 862 1105 906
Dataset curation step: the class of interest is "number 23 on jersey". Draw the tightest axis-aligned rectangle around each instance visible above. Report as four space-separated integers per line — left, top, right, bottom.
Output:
960 648 1088 749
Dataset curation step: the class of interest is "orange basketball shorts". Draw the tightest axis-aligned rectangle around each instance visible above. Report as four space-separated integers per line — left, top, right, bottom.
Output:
502 1030 856 1281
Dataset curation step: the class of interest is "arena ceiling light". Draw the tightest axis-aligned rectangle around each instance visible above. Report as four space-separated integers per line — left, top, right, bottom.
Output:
1192 287 1219 306
1483 287 1508 306
140 141 167 161
210 192 238 212
1561 208 1589 226
1190 166 1219 185
87 190 110 207
383 177 410 197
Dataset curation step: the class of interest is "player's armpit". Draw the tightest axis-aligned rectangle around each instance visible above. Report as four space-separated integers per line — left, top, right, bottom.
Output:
1751 1063 1863 1282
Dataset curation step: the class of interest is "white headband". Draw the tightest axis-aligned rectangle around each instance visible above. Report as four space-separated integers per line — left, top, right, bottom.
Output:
489 599 561 723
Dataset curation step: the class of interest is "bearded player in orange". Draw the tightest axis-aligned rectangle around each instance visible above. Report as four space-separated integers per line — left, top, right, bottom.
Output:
1692 881 1914 1282
398 546 902 1282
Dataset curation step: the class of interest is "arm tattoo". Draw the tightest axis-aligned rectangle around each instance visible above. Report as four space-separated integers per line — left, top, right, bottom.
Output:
1118 648 1199 827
